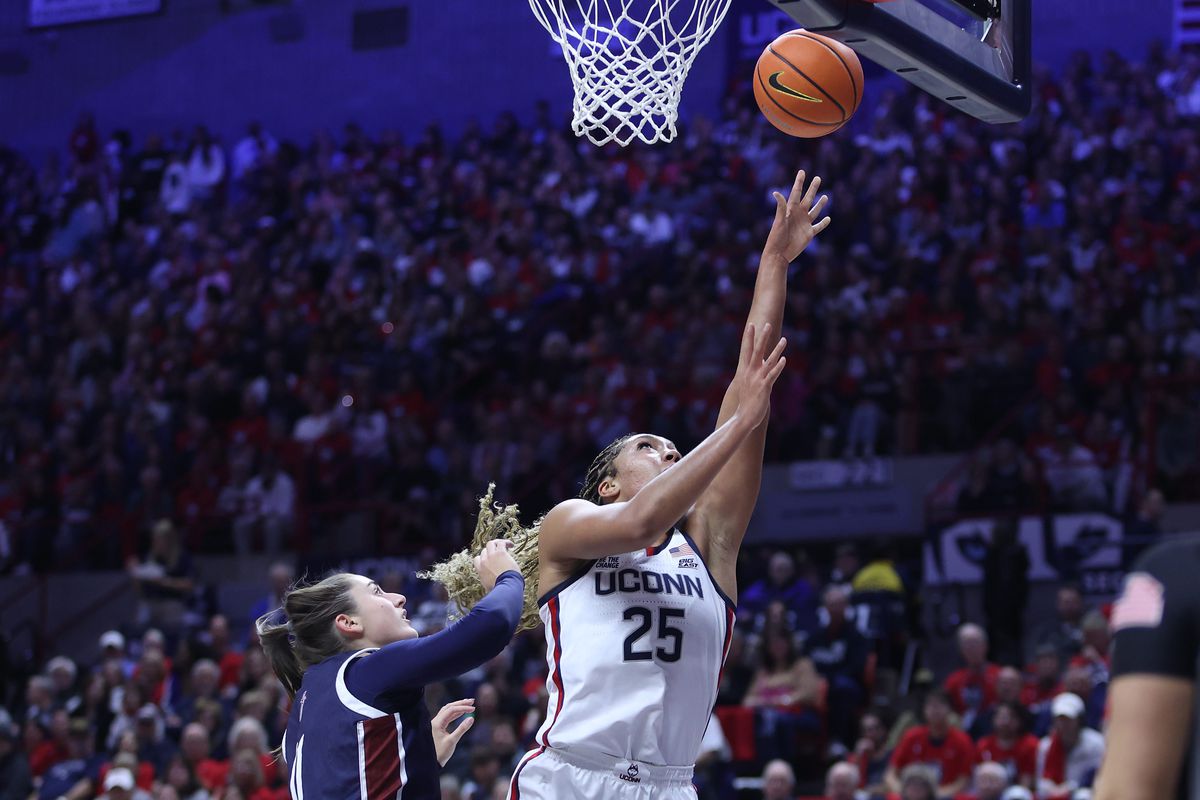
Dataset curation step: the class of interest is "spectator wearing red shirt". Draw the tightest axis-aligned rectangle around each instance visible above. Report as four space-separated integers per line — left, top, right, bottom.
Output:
944 623 1001 732
974 702 1037 790
886 690 976 798
1021 644 1062 723
973 667 1025 738
1067 611 1111 690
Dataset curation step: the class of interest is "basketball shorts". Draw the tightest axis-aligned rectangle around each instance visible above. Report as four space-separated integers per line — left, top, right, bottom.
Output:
506 745 697 800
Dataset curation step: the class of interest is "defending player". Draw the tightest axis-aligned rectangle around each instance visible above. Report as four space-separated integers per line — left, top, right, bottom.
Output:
429 171 830 799
258 540 522 800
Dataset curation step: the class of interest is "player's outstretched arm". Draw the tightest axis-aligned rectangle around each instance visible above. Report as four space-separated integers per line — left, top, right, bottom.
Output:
346 552 524 701
541 324 788 561
691 171 829 567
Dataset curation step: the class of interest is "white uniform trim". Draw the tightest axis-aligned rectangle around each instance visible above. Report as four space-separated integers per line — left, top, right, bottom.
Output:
395 714 408 799
336 649 387 719
356 721 369 800
289 734 305 800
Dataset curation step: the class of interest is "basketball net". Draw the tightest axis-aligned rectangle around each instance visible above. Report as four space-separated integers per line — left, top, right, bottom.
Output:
528 0 732 146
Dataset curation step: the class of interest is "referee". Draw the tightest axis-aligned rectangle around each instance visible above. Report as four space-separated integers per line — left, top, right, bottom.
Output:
1094 537 1200 800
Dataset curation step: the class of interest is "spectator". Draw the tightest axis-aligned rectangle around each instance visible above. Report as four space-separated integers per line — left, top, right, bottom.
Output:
847 711 892 796
739 551 818 634
98 766 151 800
743 632 822 710
233 455 295 556
893 763 939 800
45 657 82 715
820 762 859 800
1035 693 1104 799
1035 426 1107 511
885 690 975 799
806 586 869 751
829 543 861 596
248 562 296 628
36 716 102 800
127 520 197 637
763 758 798 800
960 761 1032 800
462 746 502 800
944 624 1001 733
1028 586 1086 664
1123 488 1164 568
0 710 32 800
180 722 227 792
974 702 1038 790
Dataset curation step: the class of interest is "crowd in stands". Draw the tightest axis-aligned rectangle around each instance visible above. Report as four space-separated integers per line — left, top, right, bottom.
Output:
1 40 1197 800
3 47 1200 573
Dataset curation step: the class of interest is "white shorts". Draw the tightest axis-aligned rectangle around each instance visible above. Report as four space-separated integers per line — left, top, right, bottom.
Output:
507 746 697 800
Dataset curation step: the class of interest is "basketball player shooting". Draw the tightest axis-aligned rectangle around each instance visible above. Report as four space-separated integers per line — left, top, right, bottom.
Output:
429 170 830 799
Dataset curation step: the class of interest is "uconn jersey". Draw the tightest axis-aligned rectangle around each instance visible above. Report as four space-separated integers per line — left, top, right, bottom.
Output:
282 649 436 800
521 530 734 773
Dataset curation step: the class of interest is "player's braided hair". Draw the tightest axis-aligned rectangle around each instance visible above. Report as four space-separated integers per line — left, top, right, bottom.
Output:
422 434 636 632
579 433 635 504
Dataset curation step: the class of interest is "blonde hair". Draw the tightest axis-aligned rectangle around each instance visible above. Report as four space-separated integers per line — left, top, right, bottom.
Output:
422 437 637 633
420 485 542 633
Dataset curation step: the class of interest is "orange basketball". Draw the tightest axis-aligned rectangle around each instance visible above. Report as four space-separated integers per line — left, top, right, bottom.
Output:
753 30 864 138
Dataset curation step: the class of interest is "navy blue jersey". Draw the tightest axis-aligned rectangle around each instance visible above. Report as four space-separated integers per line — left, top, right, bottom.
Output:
282 571 524 800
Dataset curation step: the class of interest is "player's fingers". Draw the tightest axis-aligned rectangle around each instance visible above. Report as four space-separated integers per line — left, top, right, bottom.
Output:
808 194 829 220
772 191 787 224
799 174 821 210
449 715 475 741
755 323 774 362
767 355 788 384
766 336 788 366
790 169 806 207
813 215 832 235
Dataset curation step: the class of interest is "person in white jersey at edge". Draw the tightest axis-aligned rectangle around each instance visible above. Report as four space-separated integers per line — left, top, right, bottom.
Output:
509 170 830 799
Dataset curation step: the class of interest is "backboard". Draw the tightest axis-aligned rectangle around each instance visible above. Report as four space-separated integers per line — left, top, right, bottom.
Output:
764 0 1031 123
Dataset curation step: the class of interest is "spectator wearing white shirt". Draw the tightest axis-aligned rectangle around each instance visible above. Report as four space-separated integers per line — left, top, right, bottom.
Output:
233 454 295 555
231 121 277 181
185 127 225 201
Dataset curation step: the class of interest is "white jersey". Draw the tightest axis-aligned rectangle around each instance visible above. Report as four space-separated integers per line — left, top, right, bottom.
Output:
532 529 735 767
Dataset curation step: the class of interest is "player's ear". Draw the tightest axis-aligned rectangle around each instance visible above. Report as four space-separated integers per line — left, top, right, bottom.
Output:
597 476 619 503
334 612 359 637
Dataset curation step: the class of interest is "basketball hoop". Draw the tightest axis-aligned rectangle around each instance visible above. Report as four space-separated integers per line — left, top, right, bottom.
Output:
528 0 733 146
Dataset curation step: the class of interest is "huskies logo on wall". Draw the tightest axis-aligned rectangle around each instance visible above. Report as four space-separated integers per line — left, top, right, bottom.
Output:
923 514 1124 587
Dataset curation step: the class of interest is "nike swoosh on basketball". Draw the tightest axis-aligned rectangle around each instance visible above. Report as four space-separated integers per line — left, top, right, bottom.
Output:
767 71 821 103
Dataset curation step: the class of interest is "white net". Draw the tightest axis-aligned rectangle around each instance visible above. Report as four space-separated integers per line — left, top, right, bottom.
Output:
528 0 733 147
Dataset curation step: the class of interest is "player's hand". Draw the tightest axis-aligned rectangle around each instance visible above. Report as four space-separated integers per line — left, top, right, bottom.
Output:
763 169 831 262
431 698 476 766
733 323 788 429
474 539 520 592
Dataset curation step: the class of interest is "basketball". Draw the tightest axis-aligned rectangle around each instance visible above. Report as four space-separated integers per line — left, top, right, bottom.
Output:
753 30 864 138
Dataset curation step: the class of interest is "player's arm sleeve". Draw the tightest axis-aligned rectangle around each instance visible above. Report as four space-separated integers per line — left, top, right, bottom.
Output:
1110 544 1200 679
346 571 525 701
